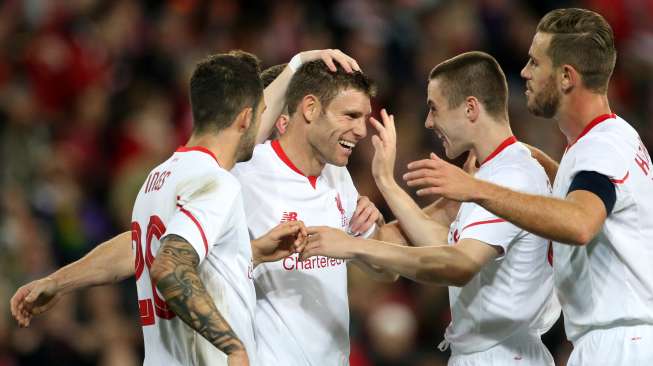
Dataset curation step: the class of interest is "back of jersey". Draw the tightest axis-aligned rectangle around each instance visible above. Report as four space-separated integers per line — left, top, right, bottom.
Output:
130 146 257 366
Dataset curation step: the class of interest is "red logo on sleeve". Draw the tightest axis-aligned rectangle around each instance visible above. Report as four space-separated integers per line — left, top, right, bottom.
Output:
635 139 651 176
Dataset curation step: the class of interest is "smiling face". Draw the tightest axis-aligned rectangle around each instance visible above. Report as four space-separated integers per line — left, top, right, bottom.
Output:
425 79 472 159
307 88 371 167
521 32 562 119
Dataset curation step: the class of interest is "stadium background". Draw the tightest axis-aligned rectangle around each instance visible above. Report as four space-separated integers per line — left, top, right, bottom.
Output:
0 0 651 365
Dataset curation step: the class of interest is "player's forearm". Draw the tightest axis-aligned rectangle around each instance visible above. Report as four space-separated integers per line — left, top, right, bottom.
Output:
352 239 475 286
473 180 594 245
51 231 134 295
375 178 449 246
423 198 458 227
152 237 244 355
256 66 294 143
351 260 399 282
375 222 409 245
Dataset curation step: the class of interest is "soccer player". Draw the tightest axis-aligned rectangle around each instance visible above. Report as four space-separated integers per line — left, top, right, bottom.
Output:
301 52 559 365
402 9 653 366
231 60 401 365
10 49 361 366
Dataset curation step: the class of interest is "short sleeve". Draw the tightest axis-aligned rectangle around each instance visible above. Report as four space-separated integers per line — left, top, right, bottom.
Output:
458 167 534 256
570 136 628 183
164 172 239 263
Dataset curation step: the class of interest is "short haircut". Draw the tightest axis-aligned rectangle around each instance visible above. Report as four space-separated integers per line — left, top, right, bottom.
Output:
286 60 376 116
428 51 508 119
189 50 263 134
537 8 616 93
260 63 287 88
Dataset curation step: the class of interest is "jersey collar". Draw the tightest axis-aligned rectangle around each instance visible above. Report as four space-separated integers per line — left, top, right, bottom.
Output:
175 146 221 167
480 136 518 166
567 113 616 149
271 140 319 188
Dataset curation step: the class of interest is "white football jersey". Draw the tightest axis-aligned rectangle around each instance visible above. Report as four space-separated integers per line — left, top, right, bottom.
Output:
232 140 372 366
552 114 653 342
131 146 257 366
445 137 559 355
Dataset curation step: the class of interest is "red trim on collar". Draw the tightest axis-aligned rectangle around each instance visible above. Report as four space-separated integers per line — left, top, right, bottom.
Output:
480 136 518 166
176 146 220 166
271 140 319 189
568 113 616 149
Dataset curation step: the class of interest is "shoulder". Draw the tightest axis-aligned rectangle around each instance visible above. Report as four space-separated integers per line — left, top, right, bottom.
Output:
232 142 273 178
481 144 548 193
177 163 241 200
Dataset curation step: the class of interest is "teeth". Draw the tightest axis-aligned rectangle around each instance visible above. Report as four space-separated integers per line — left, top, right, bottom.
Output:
339 139 355 149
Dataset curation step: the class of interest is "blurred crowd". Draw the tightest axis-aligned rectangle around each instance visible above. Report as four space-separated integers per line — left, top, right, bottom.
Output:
1 0 651 365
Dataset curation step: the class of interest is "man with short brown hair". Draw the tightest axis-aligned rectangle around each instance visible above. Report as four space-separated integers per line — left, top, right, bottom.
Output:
302 51 559 365
403 8 653 365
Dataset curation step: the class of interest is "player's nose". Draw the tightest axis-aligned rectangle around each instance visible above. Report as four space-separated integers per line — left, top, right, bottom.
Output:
425 116 434 129
520 64 530 79
353 118 367 139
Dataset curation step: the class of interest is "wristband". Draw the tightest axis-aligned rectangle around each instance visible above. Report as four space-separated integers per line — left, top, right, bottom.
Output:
288 54 303 73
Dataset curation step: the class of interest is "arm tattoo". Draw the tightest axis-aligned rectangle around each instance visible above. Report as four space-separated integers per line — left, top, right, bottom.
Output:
155 235 244 355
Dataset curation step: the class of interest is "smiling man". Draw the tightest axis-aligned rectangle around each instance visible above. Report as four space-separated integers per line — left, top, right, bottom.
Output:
302 52 560 366
231 59 399 365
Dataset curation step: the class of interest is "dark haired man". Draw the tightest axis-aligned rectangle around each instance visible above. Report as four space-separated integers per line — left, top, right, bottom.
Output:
302 52 559 365
403 9 653 365
10 49 360 366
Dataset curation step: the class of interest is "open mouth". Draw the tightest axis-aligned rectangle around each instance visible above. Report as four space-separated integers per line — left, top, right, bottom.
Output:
338 139 356 151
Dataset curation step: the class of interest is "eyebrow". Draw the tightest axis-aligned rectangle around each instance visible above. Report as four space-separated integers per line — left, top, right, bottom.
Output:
343 110 365 118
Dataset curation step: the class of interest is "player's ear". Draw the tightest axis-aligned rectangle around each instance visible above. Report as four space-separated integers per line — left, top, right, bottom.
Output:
301 94 320 123
560 64 576 93
465 96 480 122
276 114 289 134
234 107 253 132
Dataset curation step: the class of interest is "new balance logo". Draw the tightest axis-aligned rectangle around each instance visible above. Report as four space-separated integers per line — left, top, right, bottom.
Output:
281 211 298 222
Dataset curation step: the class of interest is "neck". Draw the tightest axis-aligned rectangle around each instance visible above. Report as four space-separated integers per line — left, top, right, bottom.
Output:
186 130 240 170
472 119 515 165
557 90 611 144
278 119 324 177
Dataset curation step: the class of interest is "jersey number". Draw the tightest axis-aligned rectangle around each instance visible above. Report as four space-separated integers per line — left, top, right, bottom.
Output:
132 216 176 326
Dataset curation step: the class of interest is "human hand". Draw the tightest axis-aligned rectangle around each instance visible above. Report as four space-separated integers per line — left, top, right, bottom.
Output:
297 49 361 73
252 221 308 266
10 277 61 327
403 153 482 202
300 226 357 261
370 109 397 185
349 196 384 236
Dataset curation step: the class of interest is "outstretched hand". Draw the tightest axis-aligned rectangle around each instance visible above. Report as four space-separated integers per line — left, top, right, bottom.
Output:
370 109 397 183
403 152 481 202
10 277 61 328
299 226 357 261
252 221 308 266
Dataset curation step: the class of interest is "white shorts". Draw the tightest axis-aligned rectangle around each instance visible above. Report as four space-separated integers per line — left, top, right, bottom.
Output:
448 332 553 366
568 324 653 366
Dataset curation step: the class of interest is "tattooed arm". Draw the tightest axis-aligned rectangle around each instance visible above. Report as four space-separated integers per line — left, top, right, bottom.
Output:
150 234 249 365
